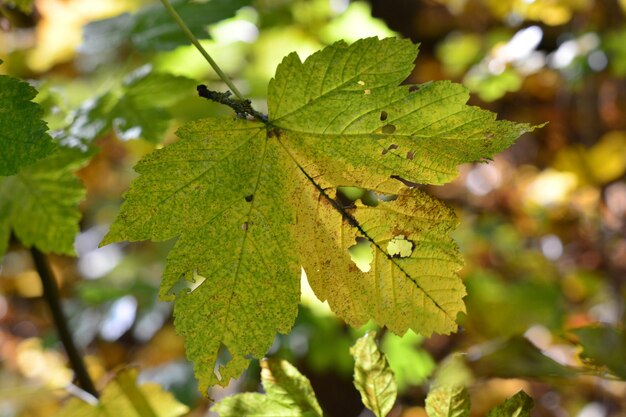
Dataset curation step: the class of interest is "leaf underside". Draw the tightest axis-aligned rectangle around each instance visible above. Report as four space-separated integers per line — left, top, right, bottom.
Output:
103 37 537 390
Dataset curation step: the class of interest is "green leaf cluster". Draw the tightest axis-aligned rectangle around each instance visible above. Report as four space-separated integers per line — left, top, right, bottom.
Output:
0 64 88 258
212 332 535 417
65 67 196 144
103 37 537 390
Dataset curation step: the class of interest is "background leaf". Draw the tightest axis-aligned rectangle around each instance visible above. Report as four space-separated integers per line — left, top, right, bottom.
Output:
484 391 533 417
53 368 189 417
424 385 470 417
82 0 251 54
350 332 397 417
211 358 323 417
63 67 196 144
572 325 626 379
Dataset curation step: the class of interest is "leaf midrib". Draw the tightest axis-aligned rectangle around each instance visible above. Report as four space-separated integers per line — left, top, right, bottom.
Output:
276 138 455 323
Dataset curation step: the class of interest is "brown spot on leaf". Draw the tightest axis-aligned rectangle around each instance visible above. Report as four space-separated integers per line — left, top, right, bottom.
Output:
382 124 396 134
241 222 249 231
381 143 399 155
407 151 415 160
408 85 419 93
245 194 254 202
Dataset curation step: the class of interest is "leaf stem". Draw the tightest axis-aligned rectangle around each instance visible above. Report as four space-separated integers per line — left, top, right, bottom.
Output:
31 247 99 398
159 0 245 101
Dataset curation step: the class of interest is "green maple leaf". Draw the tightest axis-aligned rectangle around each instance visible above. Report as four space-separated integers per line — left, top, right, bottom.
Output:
103 37 537 391
0 146 89 257
0 61 56 176
211 358 323 417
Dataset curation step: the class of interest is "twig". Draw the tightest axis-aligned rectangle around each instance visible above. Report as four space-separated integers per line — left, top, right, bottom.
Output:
31 247 99 398
197 85 268 123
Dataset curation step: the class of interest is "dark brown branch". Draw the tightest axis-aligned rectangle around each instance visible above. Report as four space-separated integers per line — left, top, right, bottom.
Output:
31 247 99 398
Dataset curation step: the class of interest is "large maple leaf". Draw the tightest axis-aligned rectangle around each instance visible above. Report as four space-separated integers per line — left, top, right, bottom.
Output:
102 37 537 391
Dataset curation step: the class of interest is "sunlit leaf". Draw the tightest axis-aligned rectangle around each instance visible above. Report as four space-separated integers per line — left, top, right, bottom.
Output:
425 385 470 417
351 332 397 417
0 61 56 176
211 358 323 417
53 368 189 417
485 390 533 417
103 37 536 389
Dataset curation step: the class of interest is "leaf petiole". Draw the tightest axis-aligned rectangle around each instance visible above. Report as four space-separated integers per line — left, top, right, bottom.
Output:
159 0 245 101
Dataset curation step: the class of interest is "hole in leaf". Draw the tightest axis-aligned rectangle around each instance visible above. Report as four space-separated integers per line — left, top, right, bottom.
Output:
357 80 365 86
382 124 396 134
166 271 206 297
337 187 384 207
348 237 374 272
407 151 415 160
364 89 371 95
241 222 249 231
337 186 364 208
245 194 254 202
381 143 398 155
386 235 414 258
213 343 233 381
380 111 388 121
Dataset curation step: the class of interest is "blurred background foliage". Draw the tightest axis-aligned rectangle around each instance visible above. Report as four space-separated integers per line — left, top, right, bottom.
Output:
1 0 626 416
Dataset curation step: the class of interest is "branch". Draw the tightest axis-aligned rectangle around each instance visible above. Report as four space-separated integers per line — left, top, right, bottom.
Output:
197 85 268 123
30 247 99 398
